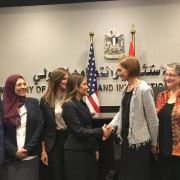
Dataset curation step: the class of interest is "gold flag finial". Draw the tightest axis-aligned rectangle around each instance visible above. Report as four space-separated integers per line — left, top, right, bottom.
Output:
131 23 136 34
130 23 136 54
89 32 94 43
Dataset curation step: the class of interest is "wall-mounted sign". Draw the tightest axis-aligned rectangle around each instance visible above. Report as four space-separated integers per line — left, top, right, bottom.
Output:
0 64 165 95
32 64 164 85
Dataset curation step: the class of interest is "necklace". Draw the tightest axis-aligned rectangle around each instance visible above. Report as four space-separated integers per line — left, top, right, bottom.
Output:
168 95 176 104
169 96 176 99
169 90 178 101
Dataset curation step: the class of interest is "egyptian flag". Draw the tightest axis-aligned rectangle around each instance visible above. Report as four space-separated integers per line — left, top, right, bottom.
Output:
129 40 135 56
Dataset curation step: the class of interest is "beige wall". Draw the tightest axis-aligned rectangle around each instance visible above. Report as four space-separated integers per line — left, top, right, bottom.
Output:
0 0 179 105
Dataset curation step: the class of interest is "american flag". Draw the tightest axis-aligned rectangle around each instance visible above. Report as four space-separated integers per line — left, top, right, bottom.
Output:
86 43 100 113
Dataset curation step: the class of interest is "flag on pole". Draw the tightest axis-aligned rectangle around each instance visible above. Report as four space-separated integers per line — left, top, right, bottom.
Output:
129 40 135 56
86 42 100 113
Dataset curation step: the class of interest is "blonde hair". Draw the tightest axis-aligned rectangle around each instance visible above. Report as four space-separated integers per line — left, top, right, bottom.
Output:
166 62 180 76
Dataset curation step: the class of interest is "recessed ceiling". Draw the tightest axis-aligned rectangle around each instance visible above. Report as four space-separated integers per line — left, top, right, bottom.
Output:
0 0 113 7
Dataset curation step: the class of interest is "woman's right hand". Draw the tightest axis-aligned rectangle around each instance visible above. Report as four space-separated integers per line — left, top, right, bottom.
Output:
102 124 112 140
41 151 49 166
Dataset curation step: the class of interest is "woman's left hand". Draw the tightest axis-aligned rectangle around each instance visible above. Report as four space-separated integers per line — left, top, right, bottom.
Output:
95 151 99 161
151 145 158 154
151 145 159 161
41 151 49 166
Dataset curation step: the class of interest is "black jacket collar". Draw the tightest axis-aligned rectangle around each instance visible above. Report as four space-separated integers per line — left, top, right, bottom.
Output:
72 98 92 117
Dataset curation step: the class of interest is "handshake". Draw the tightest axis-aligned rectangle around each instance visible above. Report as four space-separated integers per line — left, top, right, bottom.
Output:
102 124 112 140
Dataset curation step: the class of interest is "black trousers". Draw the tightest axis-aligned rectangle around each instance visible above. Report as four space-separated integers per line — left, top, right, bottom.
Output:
159 154 180 180
0 164 2 180
119 133 151 180
64 149 97 180
2 156 39 180
48 130 68 180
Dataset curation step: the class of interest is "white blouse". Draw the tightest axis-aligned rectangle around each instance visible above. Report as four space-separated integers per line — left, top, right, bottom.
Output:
16 104 36 160
16 104 27 150
55 97 67 130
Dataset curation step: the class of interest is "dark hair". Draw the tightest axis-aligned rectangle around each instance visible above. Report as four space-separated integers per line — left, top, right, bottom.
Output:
118 56 140 77
43 67 69 107
64 73 84 102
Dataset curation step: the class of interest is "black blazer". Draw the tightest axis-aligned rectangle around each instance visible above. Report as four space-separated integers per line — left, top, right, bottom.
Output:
40 98 57 153
0 100 4 163
62 99 103 151
3 98 43 159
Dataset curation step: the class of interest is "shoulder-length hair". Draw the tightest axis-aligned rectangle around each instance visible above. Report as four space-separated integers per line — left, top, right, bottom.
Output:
43 67 69 107
118 56 140 77
64 73 84 102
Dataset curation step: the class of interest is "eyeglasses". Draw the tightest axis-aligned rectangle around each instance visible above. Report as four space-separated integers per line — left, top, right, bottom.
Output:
164 73 178 78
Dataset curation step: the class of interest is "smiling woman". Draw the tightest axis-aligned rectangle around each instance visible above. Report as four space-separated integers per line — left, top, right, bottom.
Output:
15 78 27 97
62 73 111 180
156 62 180 180
40 68 69 180
109 56 159 180
2 74 43 180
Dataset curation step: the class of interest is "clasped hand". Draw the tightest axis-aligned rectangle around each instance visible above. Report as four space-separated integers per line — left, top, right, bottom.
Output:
102 124 112 140
15 148 28 160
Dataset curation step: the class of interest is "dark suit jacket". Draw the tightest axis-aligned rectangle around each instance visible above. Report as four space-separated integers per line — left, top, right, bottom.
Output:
0 99 4 164
3 97 43 159
62 99 103 151
40 98 57 153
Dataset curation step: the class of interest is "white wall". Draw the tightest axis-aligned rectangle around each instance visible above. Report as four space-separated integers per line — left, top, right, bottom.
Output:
0 0 180 105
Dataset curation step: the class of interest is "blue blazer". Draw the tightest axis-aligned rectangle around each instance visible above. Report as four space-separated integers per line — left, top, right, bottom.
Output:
3 97 43 160
62 98 103 151
0 99 4 164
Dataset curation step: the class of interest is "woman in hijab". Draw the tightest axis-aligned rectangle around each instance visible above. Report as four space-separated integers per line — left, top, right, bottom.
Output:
2 74 43 180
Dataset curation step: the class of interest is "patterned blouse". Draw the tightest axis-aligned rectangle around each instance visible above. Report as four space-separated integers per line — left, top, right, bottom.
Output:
156 90 180 156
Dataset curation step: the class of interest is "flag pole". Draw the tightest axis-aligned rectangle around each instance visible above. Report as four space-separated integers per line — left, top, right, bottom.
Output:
131 24 136 55
86 32 100 114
